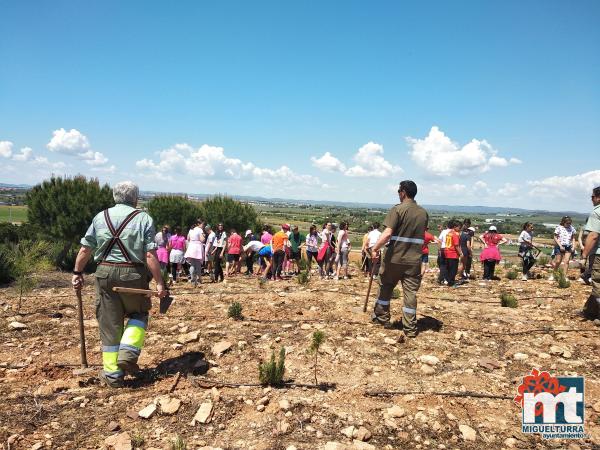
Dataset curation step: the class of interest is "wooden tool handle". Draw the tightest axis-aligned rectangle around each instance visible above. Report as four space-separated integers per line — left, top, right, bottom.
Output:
112 287 157 296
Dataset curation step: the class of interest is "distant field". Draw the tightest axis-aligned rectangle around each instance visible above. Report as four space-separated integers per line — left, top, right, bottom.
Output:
0 205 27 223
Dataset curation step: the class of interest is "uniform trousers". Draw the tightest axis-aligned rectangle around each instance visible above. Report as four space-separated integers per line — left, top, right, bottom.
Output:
94 264 150 385
372 260 422 336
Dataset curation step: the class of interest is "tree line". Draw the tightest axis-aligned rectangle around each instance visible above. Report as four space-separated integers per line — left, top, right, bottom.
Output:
0 176 260 285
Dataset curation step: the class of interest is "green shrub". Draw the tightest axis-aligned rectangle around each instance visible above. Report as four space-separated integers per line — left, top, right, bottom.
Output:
170 435 187 450
500 292 518 308
131 432 145 448
506 269 518 280
297 270 309 285
538 255 550 266
556 271 571 289
227 301 243 320
258 347 286 386
298 256 308 271
7 240 54 310
309 330 326 385
392 288 401 299
0 245 14 284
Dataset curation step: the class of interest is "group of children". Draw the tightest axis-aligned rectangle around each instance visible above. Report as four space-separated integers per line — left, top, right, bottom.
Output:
153 214 587 288
153 220 353 285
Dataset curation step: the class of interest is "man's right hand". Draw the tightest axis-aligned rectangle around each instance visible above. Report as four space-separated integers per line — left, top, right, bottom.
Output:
156 283 168 298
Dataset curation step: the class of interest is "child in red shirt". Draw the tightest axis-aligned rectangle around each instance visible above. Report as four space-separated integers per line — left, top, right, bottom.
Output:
443 220 462 286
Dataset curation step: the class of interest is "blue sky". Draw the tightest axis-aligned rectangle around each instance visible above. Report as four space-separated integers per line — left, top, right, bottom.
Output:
1 1 599 211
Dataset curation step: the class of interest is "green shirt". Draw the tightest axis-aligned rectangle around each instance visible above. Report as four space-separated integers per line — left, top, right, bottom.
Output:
584 204 600 255
383 199 429 266
289 232 305 252
80 204 157 263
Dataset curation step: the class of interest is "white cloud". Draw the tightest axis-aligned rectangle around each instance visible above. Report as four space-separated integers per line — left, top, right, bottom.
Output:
12 147 33 162
407 126 520 177
0 141 13 158
345 142 402 177
46 128 110 167
422 183 468 197
474 180 488 190
310 142 402 178
136 143 322 187
47 128 91 154
310 152 347 173
91 164 116 174
81 150 109 166
32 156 67 170
528 170 600 199
498 182 520 197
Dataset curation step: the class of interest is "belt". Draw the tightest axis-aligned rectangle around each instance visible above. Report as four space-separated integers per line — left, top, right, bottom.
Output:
99 261 145 267
390 236 424 244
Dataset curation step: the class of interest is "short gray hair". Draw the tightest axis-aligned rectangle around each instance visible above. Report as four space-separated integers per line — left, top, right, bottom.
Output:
113 181 139 206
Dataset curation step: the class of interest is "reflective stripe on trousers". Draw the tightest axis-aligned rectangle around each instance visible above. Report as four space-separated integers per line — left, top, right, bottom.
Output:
120 317 147 351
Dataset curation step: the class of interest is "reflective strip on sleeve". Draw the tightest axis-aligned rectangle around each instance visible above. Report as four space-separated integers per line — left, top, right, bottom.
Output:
102 351 120 373
121 325 146 349
376 299 390 306
390 236 424 244
402 306 417 315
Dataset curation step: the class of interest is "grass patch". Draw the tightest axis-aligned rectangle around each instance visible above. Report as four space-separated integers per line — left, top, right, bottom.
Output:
0 205 27 223
500 292 518 308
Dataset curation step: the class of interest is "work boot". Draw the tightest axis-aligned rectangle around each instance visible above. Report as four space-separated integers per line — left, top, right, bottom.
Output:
98 371 124 388
117 359 140 375
403 330 418 339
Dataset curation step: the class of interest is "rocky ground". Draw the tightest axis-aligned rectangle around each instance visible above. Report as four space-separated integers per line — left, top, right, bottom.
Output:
1 262 599 450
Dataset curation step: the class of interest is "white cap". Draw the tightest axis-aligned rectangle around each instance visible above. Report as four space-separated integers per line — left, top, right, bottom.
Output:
468 227 475 232
488 225 497 231
245 230 252 237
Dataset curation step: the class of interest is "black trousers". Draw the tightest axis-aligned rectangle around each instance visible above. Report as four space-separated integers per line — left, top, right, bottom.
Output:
437 251 447 283
522 255 535 275
272 250 285 278
483 259 496 280
446 258 459 286
246 252 255 274
213 249 224 282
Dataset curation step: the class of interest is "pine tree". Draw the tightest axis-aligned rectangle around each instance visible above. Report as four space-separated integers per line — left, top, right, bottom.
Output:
145 195 203 230
198 195 260 233
26 176 114 267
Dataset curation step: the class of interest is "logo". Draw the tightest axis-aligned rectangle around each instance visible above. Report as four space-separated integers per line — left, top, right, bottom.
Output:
514 368 587 439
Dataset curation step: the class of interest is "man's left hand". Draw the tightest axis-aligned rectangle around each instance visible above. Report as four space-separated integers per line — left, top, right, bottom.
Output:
72 274 84 291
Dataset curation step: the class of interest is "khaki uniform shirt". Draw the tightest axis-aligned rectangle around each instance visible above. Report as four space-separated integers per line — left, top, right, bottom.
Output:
383 199 429 266
81 204 157 264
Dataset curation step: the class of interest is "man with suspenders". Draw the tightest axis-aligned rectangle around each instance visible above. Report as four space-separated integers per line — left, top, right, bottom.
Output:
72 181 167 387
370 180 428 338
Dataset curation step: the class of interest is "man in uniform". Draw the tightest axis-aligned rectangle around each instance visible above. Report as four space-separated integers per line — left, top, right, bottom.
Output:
72 181 167 387
371 180 428 338
581 185 600 321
